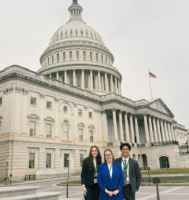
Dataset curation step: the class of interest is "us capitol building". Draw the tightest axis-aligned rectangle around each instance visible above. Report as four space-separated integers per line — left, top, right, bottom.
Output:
0 0 189 181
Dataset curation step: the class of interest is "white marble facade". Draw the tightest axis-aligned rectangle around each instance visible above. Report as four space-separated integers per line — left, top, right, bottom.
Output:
0 0 188 181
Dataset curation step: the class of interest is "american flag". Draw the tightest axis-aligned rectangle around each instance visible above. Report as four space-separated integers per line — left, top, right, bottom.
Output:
149 72 157 78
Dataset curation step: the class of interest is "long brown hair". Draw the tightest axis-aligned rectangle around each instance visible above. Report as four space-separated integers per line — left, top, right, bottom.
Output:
88 146 102 171
104 149 115 164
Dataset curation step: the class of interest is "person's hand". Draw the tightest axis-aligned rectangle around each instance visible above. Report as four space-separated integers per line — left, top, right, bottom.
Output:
82 186 87 196
113 190 119 195
105 188 113 197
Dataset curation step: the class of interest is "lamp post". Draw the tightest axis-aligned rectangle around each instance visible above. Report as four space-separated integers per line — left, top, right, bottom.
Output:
5 158 9 186
67 157 70 179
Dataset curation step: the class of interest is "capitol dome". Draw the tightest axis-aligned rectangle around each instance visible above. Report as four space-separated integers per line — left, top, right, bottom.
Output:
38 0 122 95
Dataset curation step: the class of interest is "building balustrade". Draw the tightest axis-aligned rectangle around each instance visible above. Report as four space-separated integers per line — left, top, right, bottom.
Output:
150 141 178 147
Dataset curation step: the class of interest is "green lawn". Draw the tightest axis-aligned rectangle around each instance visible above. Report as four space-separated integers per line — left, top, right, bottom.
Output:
144 180 189 184
61 180 81 184
142 168 189 175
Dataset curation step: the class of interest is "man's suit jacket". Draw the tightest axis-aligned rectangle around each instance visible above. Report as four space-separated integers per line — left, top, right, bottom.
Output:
97 163 124 200
81 157 97 186
115 157 141 193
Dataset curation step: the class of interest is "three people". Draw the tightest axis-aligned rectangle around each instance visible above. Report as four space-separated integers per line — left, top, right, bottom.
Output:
81 145 102 200
81 143 141 200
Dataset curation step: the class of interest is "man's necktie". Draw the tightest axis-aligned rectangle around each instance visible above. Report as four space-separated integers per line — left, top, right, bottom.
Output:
123 160 127 185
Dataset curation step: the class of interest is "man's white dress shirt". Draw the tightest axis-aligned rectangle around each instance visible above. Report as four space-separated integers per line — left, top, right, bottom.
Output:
121 156 130 184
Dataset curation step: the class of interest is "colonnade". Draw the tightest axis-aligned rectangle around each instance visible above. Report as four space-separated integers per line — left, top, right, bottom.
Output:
107 109 177 146
48 70 122 95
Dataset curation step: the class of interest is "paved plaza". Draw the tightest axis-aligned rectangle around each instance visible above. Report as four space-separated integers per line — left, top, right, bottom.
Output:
11 179 189 200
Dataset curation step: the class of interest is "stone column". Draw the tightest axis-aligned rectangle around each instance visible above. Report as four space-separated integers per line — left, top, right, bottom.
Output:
148 115 154 143
144 114 150 144
110 75 113 92
160 120 166 142
56 72 59 80
65 70 67 84
156 118 162 142
112 109 119 145
164 121 169 142
81 70 84 89
130 114 135 144
168 123 173 141
134 115 140 144
98 71 101 91
115 77 118 94
171 124 176 141
54 97 60 140
54 149 60 170
90 70 93 90
73 70 76 86
152 117 158 142
105 73 108 92
119 111 124 142
102 110 108 145
39 94 45 139
124 112 130 143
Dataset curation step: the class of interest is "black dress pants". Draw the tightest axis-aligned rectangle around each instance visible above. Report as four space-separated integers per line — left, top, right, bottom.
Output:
123 185 135 200
84 183 100 200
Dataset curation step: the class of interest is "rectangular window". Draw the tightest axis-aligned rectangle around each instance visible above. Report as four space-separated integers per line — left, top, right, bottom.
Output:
30 98 36 105
64 153 69 168
46 101 52 109
89 112 92 118
78 109 82 116
101 55 103 63
80 154 84 167
76 51 79 60
84 75 88 88
0 97 2 105
96 53 98 62
0 121 2 133
70 75 73 86
63 121 68 140
70 51 72 60
79 129 83 141
105 57 107 64
77 75 81 87
89 130 93 143
57 54 59 63
52 55 54 64
63 52 66 61
46 153 51 168
29 153 35 169
83 51 86 60
48 57 49 65
90 52 92 61
46 124 52 138
30 121 36 137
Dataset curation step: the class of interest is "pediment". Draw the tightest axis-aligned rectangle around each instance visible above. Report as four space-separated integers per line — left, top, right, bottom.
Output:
147 99 174 117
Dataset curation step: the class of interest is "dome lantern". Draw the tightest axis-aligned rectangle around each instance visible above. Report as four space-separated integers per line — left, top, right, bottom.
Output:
68 0 83 22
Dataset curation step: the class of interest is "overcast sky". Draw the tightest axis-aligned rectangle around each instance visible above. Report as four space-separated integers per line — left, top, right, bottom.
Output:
0 0 189 128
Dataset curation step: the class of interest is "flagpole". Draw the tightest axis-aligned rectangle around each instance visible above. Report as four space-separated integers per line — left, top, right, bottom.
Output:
148 69 153 100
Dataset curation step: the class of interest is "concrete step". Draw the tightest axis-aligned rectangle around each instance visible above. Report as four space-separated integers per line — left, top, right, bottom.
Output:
0 192 61 200
0 186 39 198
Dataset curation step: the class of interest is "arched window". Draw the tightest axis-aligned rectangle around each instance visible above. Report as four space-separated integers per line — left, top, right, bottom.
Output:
83 51 86 60
63 52 66 61
81 30 83 35
65 30 67 36
63 120 68 140
57 53 59 63
56 34 59 40
76 51 79 60
91 32 93 38
79 128 83 141
96 53 98 62
90 52 92 61
105 57 107 64
84 75 88 88
70 75 73 86
77 75 81 87
101 55 103 63
94 33 97 38
61 32 63 37
76 29 78 35
93 76 95 89
70 30 72 36
89 130 93 143
86 30 88 36
48 57 49 65
52 55 54 64
69 51 72 60
159 156 170 169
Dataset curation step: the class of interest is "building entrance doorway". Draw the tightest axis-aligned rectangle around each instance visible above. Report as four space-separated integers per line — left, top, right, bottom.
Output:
159 156 170 169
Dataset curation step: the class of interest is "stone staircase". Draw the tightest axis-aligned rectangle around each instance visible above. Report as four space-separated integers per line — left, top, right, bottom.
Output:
0 186 61 200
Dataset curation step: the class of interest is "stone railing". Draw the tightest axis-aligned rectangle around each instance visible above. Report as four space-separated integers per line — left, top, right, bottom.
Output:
150 141 178 147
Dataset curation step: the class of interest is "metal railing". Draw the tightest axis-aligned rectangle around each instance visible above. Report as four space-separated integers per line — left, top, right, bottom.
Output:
25 175 36 181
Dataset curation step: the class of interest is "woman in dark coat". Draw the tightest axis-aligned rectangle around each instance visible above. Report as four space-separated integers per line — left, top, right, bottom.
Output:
81 145 102 200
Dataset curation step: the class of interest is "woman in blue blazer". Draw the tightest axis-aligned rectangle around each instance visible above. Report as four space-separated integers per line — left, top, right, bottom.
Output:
97 149 124 200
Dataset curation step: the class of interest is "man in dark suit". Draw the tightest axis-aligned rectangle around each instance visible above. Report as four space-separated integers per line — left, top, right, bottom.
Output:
115 143 141 200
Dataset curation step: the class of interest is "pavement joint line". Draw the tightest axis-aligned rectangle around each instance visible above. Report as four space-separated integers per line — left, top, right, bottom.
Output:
136 186 184 200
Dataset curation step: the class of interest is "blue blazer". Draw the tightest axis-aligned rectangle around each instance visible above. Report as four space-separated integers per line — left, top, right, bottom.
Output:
97 163 124 200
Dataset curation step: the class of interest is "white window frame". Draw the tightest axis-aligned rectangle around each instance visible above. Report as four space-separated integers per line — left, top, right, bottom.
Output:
30 97 37 106
63 120 69 141
78 109 82 116
46 123 52 138
88 125 95 143
30 121 36 137
45 149 55 169
46 101 52 109
28 148 38 170
27 114 39 137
